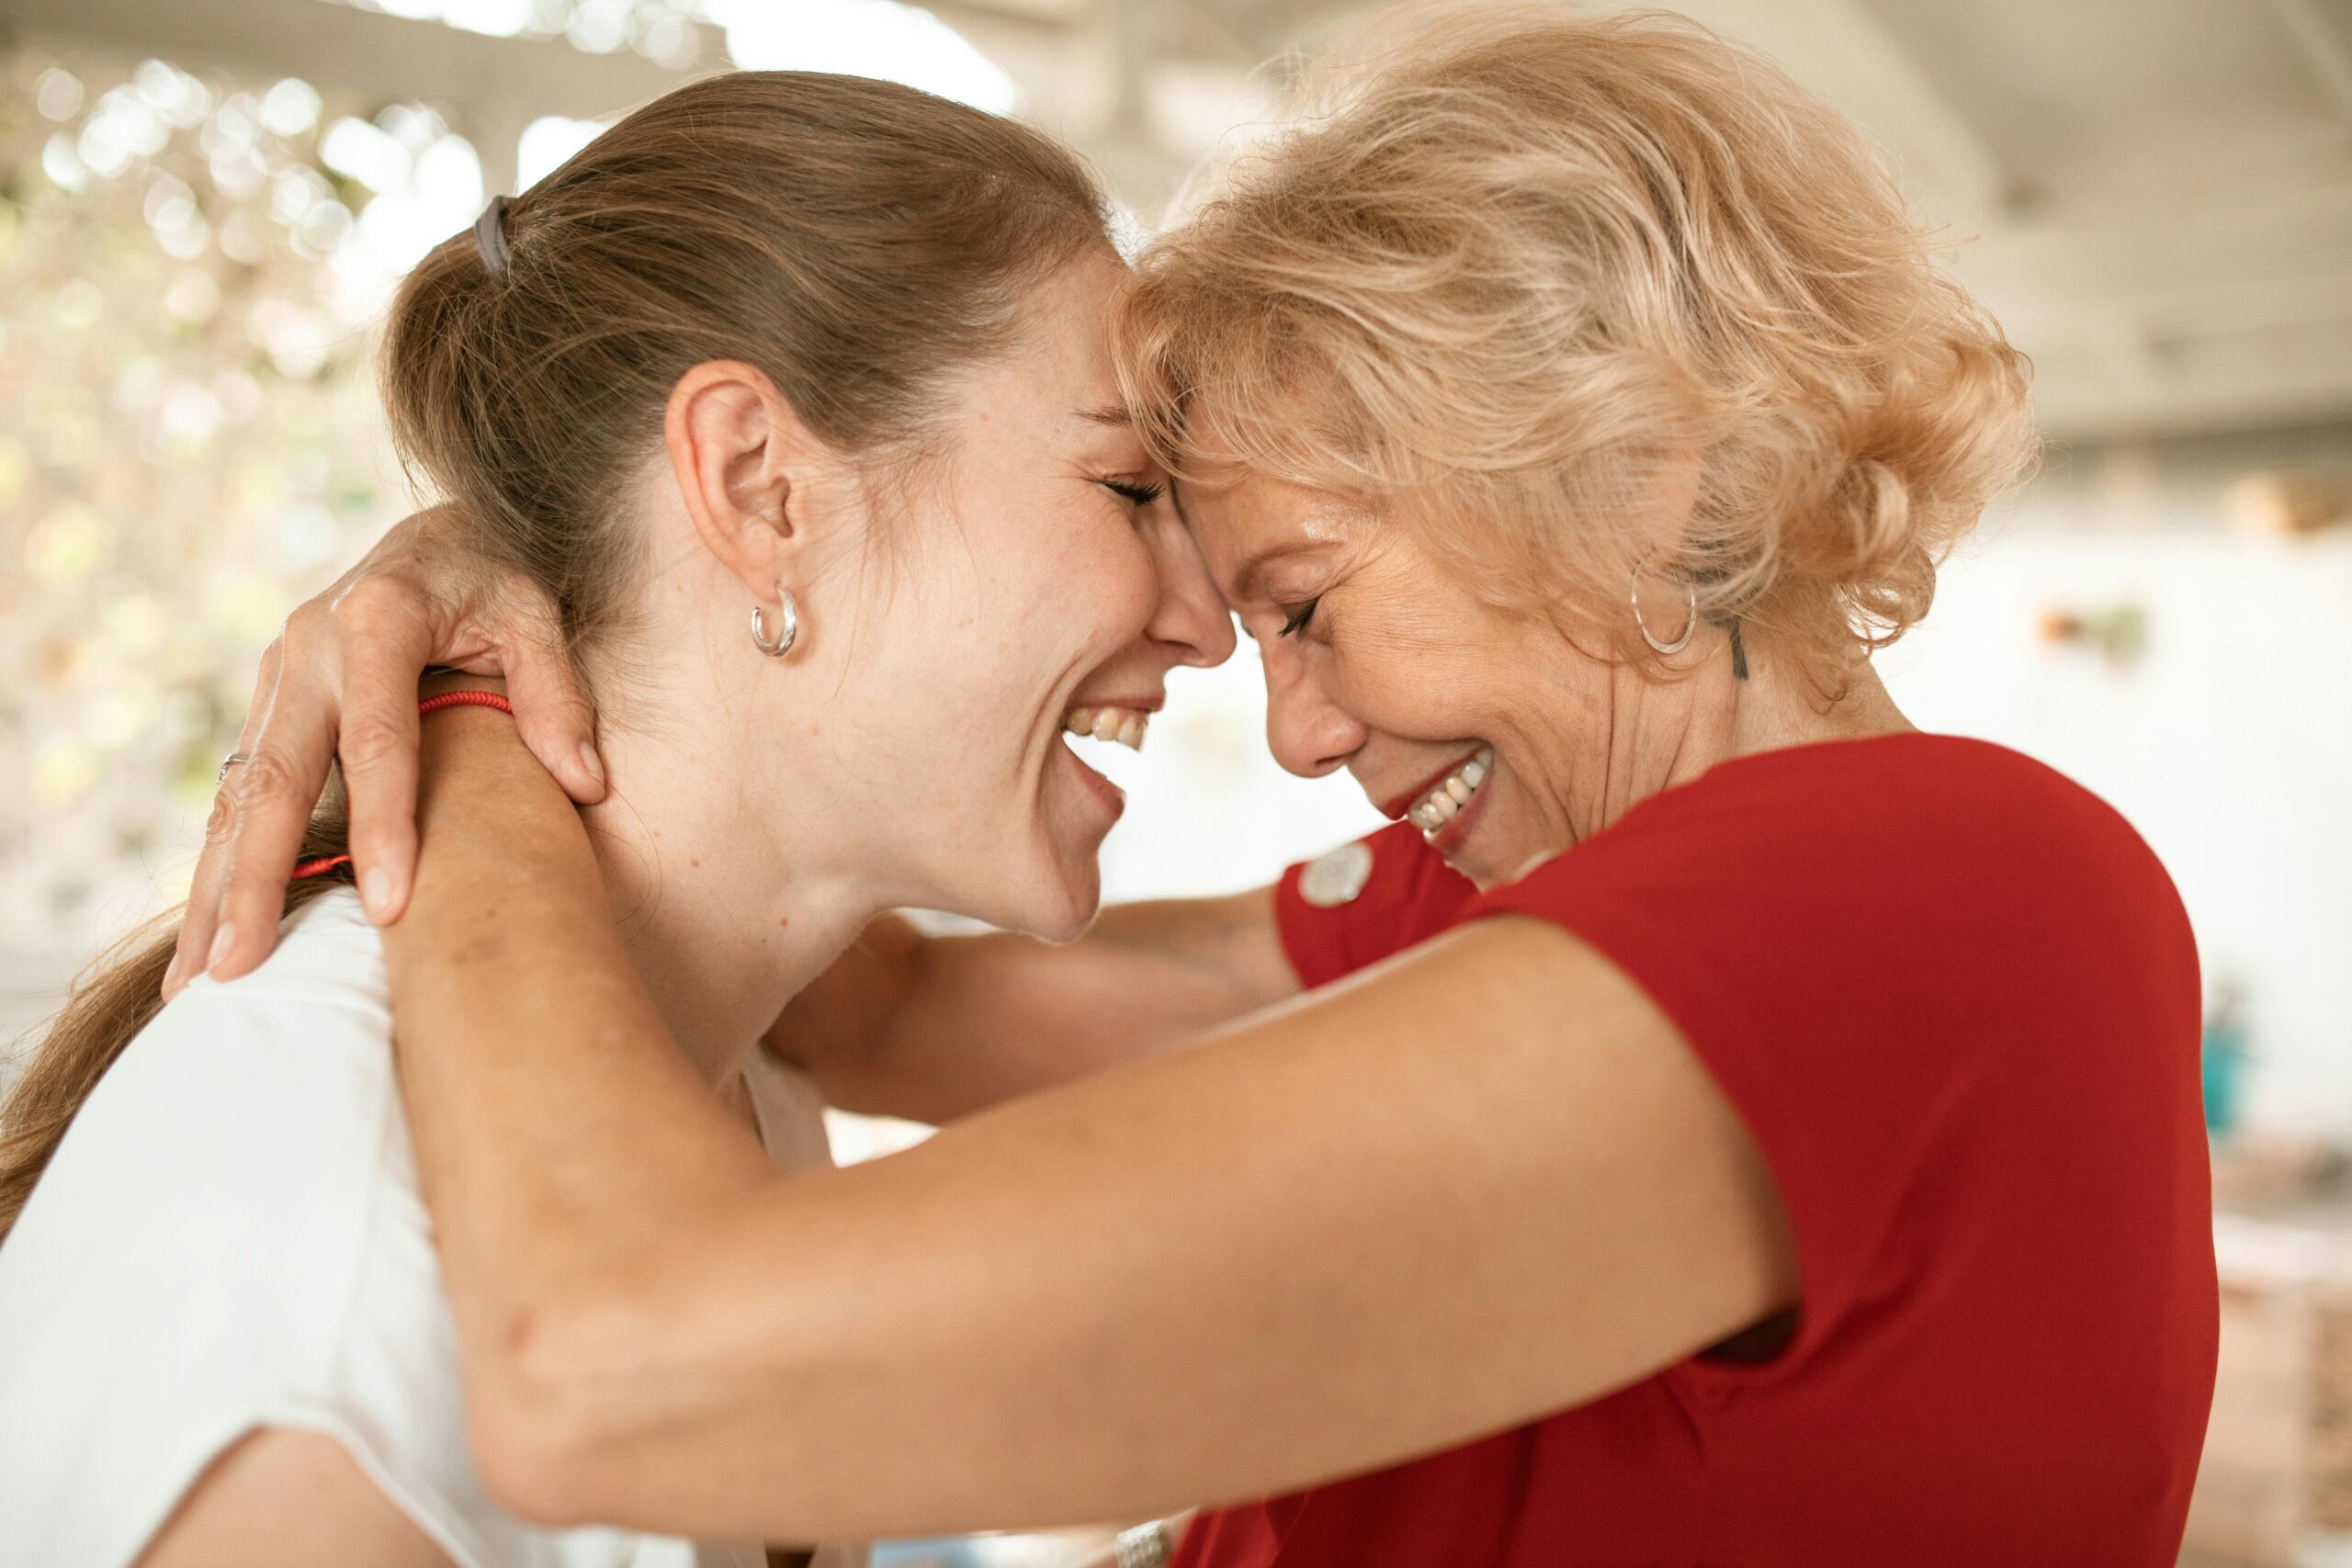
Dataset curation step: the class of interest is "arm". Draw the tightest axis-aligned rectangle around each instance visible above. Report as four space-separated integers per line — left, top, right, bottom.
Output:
169 506 606 998
765 896 1297 1124
389 712 1797 1544
136 1429 451 1568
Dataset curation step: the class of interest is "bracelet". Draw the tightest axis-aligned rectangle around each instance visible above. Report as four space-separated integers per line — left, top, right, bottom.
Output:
290 690 515 879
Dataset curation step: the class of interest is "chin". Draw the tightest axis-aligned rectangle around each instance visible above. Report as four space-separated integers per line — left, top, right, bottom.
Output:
1022 820 1113 941
992 784 1111 939
1026 850 1105 942
943 836 1103 943
935 772 1115 940
1027 899 1098 944
972 877 1099 943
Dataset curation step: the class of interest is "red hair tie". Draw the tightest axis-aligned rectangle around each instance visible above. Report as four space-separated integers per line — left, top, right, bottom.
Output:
292 691 515 880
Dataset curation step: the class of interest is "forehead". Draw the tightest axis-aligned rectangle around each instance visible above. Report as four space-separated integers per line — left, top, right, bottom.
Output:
959 252 1130 438
1181 470 1365 594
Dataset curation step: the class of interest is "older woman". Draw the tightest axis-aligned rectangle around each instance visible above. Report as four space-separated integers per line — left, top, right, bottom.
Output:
180 9 2213 1564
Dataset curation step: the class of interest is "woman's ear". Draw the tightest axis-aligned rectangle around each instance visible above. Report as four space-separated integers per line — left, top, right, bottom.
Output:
662 360 830 600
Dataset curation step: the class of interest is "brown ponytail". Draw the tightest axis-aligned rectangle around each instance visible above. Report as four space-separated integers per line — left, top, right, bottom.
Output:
0 70 1112 1245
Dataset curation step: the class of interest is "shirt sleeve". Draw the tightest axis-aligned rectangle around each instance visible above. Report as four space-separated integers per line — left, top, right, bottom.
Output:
0 976 392 1568
1461 738 2205 1382
1274 821 1480 988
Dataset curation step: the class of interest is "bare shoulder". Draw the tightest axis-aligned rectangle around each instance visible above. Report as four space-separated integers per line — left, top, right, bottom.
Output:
136 1428 452 1568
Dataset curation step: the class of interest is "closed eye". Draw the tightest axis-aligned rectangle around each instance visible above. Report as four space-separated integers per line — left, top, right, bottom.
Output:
1102 479 1164 507
1279 597 1320 637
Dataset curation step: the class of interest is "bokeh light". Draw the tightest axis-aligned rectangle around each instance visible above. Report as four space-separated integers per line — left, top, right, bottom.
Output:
0 50 430 948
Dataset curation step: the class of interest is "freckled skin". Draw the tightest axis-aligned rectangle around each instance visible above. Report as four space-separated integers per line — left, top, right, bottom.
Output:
537 251 1185 1031
439 248 1247 1080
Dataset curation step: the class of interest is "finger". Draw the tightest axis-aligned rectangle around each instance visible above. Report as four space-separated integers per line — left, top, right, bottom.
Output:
332 579 436 925
168 639 284 998
169 781 239 999
203 707 338 985
497 584 605 804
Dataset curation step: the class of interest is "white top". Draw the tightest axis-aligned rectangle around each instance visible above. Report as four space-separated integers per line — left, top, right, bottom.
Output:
0 889 860 1568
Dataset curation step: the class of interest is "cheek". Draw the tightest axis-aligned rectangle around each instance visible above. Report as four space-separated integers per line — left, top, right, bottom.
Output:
1330 607 1516 731
1012 513 1158 649
1334 650 1442 734
1103 528 1159 631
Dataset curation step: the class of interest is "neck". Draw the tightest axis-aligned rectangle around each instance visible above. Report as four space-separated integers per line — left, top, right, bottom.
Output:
1580 625 1912 841
580 725 877 1089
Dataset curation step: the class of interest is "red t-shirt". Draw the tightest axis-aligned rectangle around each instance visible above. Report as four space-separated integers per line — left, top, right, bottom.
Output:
1179 734 2214 1568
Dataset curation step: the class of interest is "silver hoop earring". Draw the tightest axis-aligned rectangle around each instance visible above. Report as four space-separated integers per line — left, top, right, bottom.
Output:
751 584 799 659
1630 558 1696 657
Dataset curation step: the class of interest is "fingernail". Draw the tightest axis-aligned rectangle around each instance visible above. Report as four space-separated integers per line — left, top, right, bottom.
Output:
579 743 605 789
206 924 238 976
361 867 393 920
162 952 184 995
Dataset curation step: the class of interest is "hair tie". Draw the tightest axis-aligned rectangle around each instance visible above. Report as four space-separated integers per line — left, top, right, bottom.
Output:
472 194 514 276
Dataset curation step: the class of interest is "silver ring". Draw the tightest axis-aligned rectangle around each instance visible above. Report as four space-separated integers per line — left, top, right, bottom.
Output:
217 752 254 785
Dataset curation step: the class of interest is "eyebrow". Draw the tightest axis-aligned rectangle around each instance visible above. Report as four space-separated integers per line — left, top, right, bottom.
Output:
1228 543 1325 604
1076 402 1133 428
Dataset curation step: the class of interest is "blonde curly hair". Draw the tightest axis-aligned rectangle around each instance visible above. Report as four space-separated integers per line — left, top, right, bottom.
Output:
1114 5 2037 693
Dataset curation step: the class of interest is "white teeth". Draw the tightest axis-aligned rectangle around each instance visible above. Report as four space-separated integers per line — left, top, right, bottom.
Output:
1408 746 1496 843
1062 705 1149 754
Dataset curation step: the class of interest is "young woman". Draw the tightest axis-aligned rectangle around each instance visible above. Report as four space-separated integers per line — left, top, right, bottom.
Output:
0 72 1232 1568
169 9 2217 1566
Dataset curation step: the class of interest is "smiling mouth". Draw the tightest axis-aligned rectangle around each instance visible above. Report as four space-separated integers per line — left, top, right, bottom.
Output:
1061 704 1152 753
1392 745 1495 842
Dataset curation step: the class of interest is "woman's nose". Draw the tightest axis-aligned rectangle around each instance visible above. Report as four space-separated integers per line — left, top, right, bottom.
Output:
1144 516 1239 669
1261 645 1364 779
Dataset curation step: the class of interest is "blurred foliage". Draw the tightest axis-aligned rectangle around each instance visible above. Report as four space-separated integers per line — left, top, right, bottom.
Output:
0 51 433 949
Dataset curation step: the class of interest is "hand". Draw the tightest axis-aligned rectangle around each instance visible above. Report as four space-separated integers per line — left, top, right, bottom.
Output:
167 505 607 998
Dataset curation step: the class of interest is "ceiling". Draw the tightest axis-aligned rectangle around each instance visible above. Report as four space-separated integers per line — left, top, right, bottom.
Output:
12 0 2352 445
945 0 2352 446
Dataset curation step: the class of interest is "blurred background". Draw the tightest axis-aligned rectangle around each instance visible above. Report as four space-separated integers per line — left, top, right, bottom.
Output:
1 0 2349 1562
